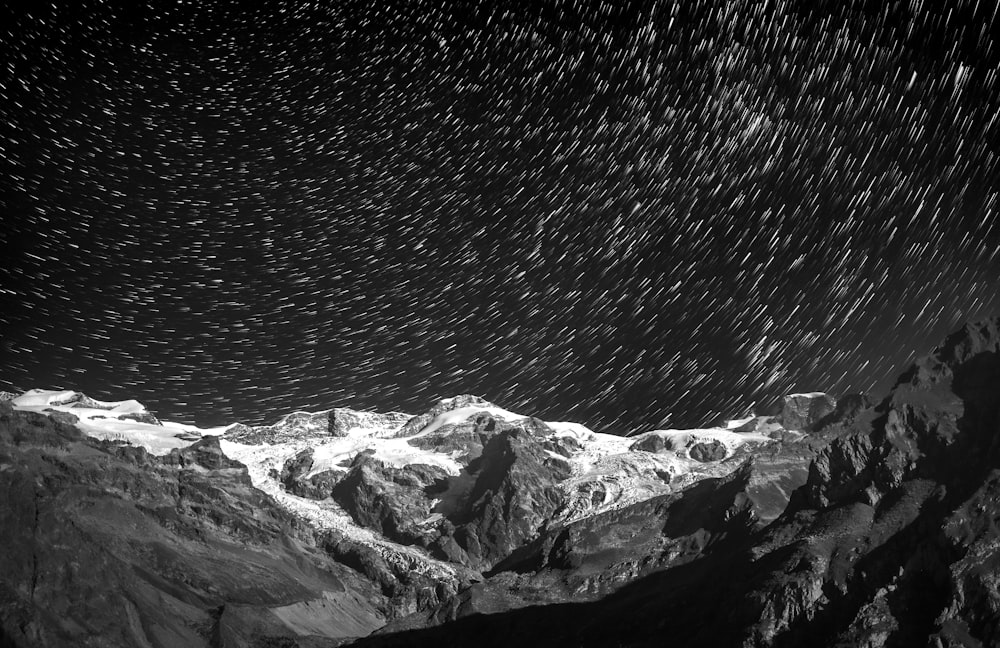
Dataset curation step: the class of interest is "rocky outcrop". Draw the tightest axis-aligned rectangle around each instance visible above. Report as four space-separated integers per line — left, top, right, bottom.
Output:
0 402 387 648
690 439 727 462
368 460 760 639
628 432 676 454
394 395 498 438
331 408 411 437
333 455 449 547
429 426 571 569
10 318 1000 648
406 410 503 463
780 392 837 431
330 415 572 571
344 316 1000 648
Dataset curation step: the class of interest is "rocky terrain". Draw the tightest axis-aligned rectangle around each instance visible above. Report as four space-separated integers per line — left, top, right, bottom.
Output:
3 317 1000 646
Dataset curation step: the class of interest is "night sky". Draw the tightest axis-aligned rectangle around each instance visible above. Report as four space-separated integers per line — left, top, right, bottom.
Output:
2 1 1000 435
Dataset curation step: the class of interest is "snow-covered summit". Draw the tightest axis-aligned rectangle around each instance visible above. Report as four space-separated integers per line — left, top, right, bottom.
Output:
224 406 413 444
8 389 230 454
5 388 821 581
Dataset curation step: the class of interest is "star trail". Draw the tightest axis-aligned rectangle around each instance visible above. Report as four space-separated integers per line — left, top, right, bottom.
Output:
2 1 999 434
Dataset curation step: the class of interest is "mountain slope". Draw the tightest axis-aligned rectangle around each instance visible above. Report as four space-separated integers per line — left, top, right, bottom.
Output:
0 405 386 648
343 317 1000 647
12 321 987 646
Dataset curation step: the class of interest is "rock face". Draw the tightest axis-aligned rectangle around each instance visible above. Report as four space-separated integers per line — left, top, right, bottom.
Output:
345 316 1000 648
0 403 387 648
780 392 837 431
225 409 333 444
393 394 498 438
689 439 727 462
226 406 411 445
9 318 1000 647
329 415 572 571
331 408 412 437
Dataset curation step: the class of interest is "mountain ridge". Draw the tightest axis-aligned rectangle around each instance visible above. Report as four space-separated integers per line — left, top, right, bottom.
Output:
5 316 1000 646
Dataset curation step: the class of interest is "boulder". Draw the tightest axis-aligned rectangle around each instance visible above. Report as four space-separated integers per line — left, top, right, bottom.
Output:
689 440 727 462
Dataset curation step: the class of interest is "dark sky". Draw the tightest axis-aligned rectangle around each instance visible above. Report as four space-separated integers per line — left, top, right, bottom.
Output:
2 0 1000 434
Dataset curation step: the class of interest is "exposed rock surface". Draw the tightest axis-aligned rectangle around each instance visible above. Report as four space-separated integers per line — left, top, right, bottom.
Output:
393 394 498 438
226 407 411 445
331 408 411 437
0 403 386 648
225 410 334 444
345 316 1000 648
780 392 837 431
328 416 572 571
689 439 727 462
8 319 1000 647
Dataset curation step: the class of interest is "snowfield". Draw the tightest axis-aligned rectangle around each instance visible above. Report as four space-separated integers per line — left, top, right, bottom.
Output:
10 388 231 454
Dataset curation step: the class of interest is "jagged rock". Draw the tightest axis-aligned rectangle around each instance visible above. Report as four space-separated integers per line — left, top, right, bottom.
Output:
428 427 572 569
395 395 497 438
331 407 412 437
162 435 247 472
406 411 502 463
42 408 81 426
629 432 668 453
114 411 161 425
0 404 386 648
542 433 584 458
628 431 686 454
277 447 348 498
322 534 473 620
689 439 727 462
0 391 17 402
377 460 759 636
931 470 1000 647
224 410 332 444
333 455 449 547
780 392 837 431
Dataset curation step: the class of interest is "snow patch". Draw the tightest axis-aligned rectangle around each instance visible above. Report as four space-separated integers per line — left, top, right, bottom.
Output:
418 405 527 436
10 389 230 454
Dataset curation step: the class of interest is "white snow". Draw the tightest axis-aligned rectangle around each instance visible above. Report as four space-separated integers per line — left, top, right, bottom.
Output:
11 388 790 577
219 438 461 581
306 435 463 478
545 420 596 439
10 389 231 454
787 392 827 398
647 427 773 453
418 405 527 435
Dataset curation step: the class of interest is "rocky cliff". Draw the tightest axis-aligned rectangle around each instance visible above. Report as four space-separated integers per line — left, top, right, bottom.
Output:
347 316 1000 647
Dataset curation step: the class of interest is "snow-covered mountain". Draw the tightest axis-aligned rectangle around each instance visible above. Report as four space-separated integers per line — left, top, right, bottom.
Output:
5 386 836 595
14 365 955 647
